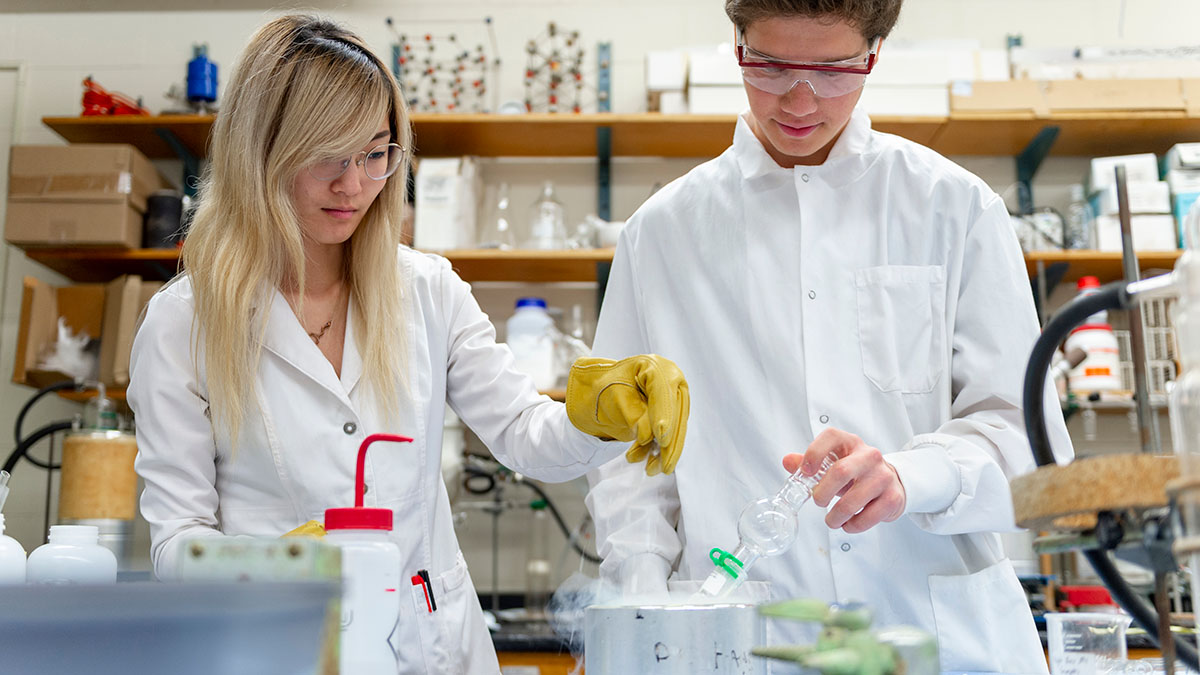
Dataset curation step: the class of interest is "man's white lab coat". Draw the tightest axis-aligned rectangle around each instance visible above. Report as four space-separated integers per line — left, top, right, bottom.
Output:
129 249 622 674
586 108 1074 674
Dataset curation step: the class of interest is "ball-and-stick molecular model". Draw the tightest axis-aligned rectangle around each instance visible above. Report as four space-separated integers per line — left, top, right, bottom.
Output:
523 22 587 113
388 16 501 113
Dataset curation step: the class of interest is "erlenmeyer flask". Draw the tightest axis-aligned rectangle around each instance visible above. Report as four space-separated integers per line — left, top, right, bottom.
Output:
478 182 516 249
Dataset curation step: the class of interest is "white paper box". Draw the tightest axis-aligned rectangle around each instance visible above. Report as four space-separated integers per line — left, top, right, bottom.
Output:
1167 143 1200 170
1088 154 1160 193
1096 214 1178 251
687 44 742 87
858 84 949 116
414 157 479 250
646 50 688 92
1168 169 1200 195
1095 181 1171 215
688 86 748 114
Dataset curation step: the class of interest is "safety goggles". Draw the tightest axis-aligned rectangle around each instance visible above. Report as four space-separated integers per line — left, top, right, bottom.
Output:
736 30 880 98
308 142 405 181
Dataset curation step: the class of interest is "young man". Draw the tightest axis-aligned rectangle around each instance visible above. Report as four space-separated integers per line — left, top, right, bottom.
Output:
585 1 1073 671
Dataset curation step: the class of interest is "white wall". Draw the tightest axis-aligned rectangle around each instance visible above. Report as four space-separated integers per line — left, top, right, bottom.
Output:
1 0 1196 590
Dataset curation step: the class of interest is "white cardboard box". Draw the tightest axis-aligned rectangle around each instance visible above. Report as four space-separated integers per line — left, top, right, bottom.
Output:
1167 142 1200 170
687 44 742 87
688 86 748 114
1094 181 1171 215
1088 154 1161 193
413 157 479 250
646 49 688 92
859 84 949 116
1096 214 1178 251
1168 169 1200 195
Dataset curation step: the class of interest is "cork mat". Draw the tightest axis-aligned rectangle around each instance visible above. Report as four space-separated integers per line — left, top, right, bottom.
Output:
1011 454 1179 532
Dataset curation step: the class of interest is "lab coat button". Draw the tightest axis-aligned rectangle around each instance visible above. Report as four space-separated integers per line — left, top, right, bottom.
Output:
808 290 816 299
840 543 851 552
343 422 357 435
819 414 829 424
801 173 810 183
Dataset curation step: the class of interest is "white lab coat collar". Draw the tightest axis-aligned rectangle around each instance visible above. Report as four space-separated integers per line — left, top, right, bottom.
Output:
733 106 875 185
260 288 361 404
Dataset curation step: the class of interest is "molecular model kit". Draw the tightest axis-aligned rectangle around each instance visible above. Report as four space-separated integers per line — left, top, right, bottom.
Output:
389 16 501 113
523 22 610 113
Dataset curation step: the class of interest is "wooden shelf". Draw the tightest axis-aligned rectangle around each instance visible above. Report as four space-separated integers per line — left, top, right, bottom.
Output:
19 247 614 284
1024 249 1182 283
21 245 1184 285
42 111 1200 159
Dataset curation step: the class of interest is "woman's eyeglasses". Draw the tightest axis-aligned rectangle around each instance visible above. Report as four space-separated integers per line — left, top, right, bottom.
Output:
308 142 405 181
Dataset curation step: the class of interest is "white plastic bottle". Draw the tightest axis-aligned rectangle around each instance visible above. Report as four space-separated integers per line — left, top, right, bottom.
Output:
324 434 411 675
506 297 558 390
0 514 27 584
26 524 117 584
1065 277 1122 394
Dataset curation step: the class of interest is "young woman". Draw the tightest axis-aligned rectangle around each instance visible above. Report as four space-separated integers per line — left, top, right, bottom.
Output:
128 15 687 673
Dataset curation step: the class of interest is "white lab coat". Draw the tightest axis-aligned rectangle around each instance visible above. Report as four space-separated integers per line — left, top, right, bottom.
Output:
585 108 1074 674
129 248 624 675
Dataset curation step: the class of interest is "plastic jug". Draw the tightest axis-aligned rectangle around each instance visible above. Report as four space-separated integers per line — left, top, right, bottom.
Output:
506 297 558 390
324 433 412 675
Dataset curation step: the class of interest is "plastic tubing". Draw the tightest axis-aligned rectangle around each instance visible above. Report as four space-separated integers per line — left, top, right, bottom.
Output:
1022 279 1200 667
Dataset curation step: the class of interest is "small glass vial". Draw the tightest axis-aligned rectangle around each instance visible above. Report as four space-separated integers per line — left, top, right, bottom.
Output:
26 525 117 585
0 514 27 585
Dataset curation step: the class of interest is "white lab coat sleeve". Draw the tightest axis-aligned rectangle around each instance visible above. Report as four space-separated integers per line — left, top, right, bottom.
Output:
128 290 226 579
887 195 1074 535
584 225 683 584
438 261 628 482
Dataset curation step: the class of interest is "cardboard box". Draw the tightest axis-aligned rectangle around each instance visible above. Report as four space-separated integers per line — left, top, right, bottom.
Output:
1167 143 1200 171
1088 154 1161 193
687 85 749 114
859 84 949 116
6 144 169 248
1168 169 1200 195
1096 214 1178 252
949 79 1048 116
1092 181 1171 216
1043 78 1185 112
14 275 158 388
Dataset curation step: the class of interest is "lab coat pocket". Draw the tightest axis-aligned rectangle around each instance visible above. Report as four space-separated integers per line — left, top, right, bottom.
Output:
928 558 1047 673
432 551 498 675
854 265 947 394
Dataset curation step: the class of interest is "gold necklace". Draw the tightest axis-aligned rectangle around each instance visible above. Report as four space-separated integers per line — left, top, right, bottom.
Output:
308 318 334 345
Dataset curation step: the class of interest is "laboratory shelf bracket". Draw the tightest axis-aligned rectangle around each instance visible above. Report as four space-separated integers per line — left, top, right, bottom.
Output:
154 127 201 199
1015 125 1060 215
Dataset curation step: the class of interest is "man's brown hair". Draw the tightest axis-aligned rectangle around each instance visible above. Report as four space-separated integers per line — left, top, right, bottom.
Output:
725 0 903 40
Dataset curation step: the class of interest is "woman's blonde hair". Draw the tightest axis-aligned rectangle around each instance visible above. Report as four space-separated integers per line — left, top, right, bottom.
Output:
182 14 411 442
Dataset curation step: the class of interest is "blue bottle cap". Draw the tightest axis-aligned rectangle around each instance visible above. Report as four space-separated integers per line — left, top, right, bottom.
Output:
515 297 547 309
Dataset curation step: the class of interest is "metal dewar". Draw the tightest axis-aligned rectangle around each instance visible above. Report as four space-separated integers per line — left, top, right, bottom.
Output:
584 603 765 675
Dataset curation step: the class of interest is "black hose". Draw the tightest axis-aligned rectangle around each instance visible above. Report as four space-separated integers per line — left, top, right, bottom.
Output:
522 479 603 565
3 421 73 474
14 380 78 447
1024 280 1200 667
1023 282 1130 467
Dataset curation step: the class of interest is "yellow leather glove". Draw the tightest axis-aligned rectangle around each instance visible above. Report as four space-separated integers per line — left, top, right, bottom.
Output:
282 520 326 538
565 355 689 476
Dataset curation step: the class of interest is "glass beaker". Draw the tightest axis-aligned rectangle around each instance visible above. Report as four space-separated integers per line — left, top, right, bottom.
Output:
1045 612 1131 674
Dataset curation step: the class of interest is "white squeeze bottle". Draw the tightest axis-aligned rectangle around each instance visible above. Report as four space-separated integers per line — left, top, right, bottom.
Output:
506 297 558 390
324 433 412 675
26 525 117 584
0 514 27 584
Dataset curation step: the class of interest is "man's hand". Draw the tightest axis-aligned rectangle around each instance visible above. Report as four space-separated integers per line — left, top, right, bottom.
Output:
782 429 905 534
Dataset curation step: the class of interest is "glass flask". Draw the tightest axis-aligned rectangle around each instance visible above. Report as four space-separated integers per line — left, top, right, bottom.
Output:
526 181 566 249
478 182 515 250
698 454 836 598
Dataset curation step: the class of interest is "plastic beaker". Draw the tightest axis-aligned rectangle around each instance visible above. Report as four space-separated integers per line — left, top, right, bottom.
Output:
1046 612 1132 674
